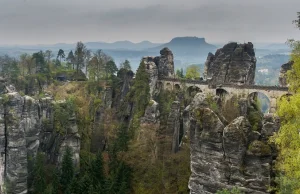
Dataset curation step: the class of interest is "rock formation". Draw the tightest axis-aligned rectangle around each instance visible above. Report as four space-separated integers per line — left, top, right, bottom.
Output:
204 42 256 85
0 81 80 193
167 101 181 153
142 47 175 98
279 61 293 87
185 93 278 194
158 48 175 77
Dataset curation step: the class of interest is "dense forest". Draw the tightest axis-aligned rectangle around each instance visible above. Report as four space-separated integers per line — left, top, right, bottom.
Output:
0 41 192 193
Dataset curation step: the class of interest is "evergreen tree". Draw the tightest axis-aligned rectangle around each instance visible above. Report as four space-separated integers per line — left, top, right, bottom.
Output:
77 174 93 194
60 147 74 192
105 60 118 78
176 68 184 78
32 152 47 194
91 151 105 187
57 49 65 65
32 51 48 74
120 59 131 71
66 50 75 70
51 167 60 194
74 42 87 73
128 61 150 116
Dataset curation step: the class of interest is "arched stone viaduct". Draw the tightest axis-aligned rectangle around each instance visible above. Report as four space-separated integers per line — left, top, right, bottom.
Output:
159 78 290 113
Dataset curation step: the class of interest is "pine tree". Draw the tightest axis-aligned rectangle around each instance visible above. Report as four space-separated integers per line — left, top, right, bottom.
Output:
32 152 47 194
91 151 105 187
51 167 60 194
60 147 74 192
128 61 150 116
77 174 92 194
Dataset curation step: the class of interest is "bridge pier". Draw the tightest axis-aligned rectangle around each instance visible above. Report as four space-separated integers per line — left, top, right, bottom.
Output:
269 97 278 113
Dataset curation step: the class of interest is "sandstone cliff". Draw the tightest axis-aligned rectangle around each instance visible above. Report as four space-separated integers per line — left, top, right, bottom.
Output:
0 81 80 194
204 42 256 85
279 61 293 87
185 93 278 194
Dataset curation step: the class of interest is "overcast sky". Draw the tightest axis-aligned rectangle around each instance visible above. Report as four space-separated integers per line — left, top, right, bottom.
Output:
0 0 299 45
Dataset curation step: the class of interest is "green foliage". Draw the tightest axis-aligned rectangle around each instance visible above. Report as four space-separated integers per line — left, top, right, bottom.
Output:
60 147 75 192
51 167 60 194
185 64 200 79
247 101 263 131
66 50 75 70
120 59 131 71
91 152 106 188
32 50 49 74
206 93 219 112
32 152 47 194
271 18 300 193
286 39 300 92
216 187 243 194
128 60 150 118
74 41 87 73
176 68 184 78
57 49 65 65
105 60 118 78
53 98 75 134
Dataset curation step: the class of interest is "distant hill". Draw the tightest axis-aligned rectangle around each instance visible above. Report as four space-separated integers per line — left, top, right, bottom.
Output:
148 37 217 56
85 40 162 50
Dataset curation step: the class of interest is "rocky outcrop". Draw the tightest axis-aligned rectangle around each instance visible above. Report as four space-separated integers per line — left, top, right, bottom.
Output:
0 93 39 194
158 48 175 78
166 101 181 153
185 93 277 194
142 57 159 98
0 87 80 193
204 42 256 85
142 47 175 97
279 61 293 87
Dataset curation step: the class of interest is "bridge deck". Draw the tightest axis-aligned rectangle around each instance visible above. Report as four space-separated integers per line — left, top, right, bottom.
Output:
160 78 289 92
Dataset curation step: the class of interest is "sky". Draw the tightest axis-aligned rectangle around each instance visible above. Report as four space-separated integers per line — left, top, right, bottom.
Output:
0 0 299 45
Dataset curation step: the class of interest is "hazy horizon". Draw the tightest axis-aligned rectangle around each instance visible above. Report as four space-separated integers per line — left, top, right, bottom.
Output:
0 0 300 45
0 37 295 47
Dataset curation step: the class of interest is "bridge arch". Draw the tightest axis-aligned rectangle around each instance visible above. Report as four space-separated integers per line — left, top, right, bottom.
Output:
248 92 271 114
174 84 181 91
216 88 229 100
187 86 202 97
165 82 172 90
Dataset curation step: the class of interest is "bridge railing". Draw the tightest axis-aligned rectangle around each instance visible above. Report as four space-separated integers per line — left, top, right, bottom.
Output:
159 77 208 84
159 77 289 92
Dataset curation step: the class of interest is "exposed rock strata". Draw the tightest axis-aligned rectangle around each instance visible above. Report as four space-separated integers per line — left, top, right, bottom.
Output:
185 93 278 194
0 90 80 194
166 101 181 153
142 47 175 97
279 61 293 87
204 42 256 85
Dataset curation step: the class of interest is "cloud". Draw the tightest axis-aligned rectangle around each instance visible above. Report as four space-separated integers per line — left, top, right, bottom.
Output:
0 0 299 44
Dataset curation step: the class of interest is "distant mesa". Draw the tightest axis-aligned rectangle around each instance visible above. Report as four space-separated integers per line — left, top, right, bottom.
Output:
148 36 217 56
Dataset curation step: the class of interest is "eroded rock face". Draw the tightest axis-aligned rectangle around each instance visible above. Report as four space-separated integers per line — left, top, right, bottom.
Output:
204 42 256 85
186 93 277 194
158 48 175 77
166 101 181 153
0 90 80 193
142 47 175 97
142 57 159 98
279 61 293 87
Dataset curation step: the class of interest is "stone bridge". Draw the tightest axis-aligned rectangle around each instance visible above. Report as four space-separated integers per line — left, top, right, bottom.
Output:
159 78 290 113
